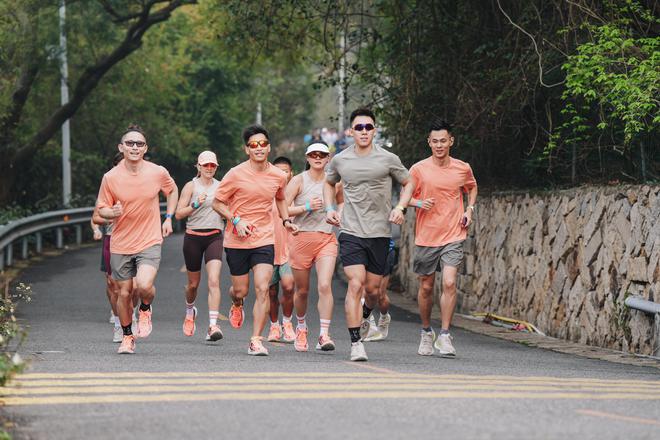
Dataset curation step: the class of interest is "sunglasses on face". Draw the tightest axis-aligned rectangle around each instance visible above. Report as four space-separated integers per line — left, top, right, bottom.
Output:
200 163 217 169
352 124 375 132
246 140 270 149
124 140 146 148
307 152 329 159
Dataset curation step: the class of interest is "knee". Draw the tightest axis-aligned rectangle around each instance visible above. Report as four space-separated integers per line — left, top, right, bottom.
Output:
254 282 269 297
317 281 332 297
348 279 363 294
418 281 434 298
207 278 220 290
233 287 248 299
118 288 132 300
188 279 200 290
296 288 309 299
442 278 456 292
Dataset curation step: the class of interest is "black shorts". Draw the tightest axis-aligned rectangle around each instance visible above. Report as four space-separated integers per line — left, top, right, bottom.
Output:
183 231 224 272
338 233 390 276
225 245 274 276
100 235 111 276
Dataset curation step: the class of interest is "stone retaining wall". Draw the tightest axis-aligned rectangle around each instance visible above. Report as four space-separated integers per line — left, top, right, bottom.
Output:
396 185 660 355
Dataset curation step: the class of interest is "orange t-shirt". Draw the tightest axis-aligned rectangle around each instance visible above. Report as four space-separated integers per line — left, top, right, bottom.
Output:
271 202 289 265
96 160 176 254
410 157 477 247
215 161 287 249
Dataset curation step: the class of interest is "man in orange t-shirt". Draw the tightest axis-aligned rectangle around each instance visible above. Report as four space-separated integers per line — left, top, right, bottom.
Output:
408 120 477 358
213 125 299 356
97 125 178 355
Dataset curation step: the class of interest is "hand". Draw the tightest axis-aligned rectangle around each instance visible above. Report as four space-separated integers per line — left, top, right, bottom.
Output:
325 210 340 226
93 229 103 240
309 197 323 211
284 221 299 236
460 210 473 229
234 219 255 238
419 198 435 210
111 201 123 218
389 208 404 225
197 193 207 206
162 218 173 237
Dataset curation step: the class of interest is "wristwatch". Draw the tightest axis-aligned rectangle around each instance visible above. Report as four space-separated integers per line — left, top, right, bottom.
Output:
467 205 476 212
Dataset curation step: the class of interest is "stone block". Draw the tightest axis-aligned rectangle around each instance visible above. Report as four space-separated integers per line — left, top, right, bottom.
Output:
583 230 602 268
628 256 648 283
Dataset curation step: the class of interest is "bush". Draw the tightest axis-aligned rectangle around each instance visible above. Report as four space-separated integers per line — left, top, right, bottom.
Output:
0 282 31 387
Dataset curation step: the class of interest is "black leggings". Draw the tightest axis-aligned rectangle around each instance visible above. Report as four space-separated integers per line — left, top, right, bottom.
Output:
183 232 223 272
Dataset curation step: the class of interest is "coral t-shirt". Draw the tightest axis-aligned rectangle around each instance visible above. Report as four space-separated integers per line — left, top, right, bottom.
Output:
215 161 287 249
271 202 289 265
97 160 176 254
410 157 477 247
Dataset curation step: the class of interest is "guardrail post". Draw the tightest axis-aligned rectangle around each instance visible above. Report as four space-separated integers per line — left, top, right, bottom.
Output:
36 232 42 253
0 249 4 271
21 238 29 259
56 228 64 249
6 243 13 267
75 225 82 245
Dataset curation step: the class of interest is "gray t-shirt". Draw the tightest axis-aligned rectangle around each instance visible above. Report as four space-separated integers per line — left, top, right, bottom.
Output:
326 144 409 238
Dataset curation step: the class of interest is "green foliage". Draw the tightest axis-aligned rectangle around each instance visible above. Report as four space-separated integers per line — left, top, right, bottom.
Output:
0 283 31 388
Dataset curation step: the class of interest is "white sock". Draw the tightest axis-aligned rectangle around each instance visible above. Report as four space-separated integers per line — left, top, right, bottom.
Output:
296 314 307 330
209 311 218 326
282 315 292 324
320 319 330 336
114 316 120 328
271 320 280 326
186 302 195 317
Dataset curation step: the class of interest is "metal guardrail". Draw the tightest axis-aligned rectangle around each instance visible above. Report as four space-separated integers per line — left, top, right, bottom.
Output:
0 203 170 271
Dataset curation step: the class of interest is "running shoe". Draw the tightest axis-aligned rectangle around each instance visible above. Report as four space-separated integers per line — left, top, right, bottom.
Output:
434 333 456 357
315 334 336 351
363 315 383 342
281 321 296 343
294 328 308 352
248 336 269 356
206 325 224 341
378 313 391 339
267 323 282 342
136 307 152 338
117 335 135 354
229 303 245 329
109 311 116 324
112 326 123 343
359 314 371 339
417 329 435 356
183 306 197 337
350 341 368 361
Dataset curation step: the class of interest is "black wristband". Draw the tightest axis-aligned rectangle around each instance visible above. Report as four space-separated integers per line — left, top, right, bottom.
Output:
282 219 292 227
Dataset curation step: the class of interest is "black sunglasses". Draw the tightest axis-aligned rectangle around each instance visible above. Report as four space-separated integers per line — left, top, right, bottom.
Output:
353 123 375 132
124 140 146 148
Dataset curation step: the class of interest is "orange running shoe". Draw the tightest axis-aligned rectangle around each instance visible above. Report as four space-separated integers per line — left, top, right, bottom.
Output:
229 303 244 329
267 323 282 342
182 306 197 337
117 335 135 354
281 321 295 343
137 307 152 338
294 328 308 352
248 336 269 356
315 334 336 351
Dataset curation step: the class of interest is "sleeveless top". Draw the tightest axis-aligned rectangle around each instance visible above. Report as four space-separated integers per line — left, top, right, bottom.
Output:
293 171 334 233
186 177 223 230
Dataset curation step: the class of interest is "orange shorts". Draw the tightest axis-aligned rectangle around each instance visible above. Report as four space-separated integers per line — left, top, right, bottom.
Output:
288 231 338 270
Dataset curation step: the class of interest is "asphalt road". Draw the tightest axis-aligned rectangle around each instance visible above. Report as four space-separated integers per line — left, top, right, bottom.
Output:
3 234 660 439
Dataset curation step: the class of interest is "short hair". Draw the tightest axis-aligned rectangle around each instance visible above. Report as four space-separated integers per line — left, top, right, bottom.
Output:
350 107 376 125
112 152 124 167
272 156 292 168
428 119 453 136
121 124 147 142
242 125 269 144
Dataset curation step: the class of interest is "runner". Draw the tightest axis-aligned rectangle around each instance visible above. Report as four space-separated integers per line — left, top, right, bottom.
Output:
266 156 296 344
409 120 477 357
175 150 224 342
286 142 344 352
213 125 299 356
363 238 395 342
324 108 414 361
97 124 178 354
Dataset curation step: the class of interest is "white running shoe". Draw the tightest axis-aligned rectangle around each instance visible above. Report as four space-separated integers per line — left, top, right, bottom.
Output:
112 326 123 343
363 314 383 342
417 329 435 356
359 314 372 339
109 311 116 324
350 341 368 361
434 333 456 357
377 313 391 339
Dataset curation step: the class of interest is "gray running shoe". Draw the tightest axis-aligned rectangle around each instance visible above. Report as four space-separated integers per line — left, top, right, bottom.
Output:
377 313 391 339
350 341 368 361
434 333 456 357
417 329 435 356
113 326 123 343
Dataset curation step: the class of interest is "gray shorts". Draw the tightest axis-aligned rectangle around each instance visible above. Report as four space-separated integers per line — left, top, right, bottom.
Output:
110 244 162 281
413 241 464 275
270 262 293 286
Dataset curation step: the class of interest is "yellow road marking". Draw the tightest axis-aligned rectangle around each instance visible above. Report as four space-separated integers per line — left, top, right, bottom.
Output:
576 409 660 426
4 390 660 406
4 383 660 396
343 361 399 374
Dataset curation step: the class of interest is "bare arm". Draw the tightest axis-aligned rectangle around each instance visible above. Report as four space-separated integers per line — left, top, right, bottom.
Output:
175 182 194 220
324 181 340 226
462 185 478 228
276 196 299 234
161 185 179 237
285 175 306 217
389 178 414 225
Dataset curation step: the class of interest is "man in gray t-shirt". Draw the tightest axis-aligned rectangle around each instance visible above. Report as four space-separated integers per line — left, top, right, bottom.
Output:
324 107 413 362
